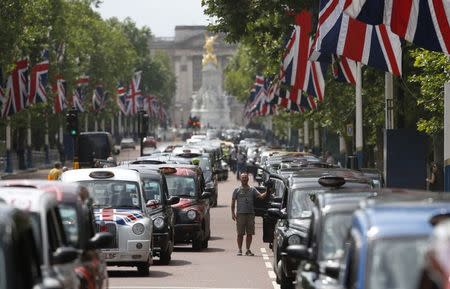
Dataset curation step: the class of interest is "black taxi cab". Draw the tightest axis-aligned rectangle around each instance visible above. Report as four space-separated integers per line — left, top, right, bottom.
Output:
119 164 180 264
0 180 111 289
0 204 47 289
159 165 211 250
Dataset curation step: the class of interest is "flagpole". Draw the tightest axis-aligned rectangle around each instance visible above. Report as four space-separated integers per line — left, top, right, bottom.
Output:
355 62 363 169
385 73 394 129
26 113 33 168
101 118 105 131
84 114 88 132
297 127 303 151
44 115 50 165
304 120 310 151
111 115 115 136
444 82 450 191
118 111 122 141
339 133 347 167
313 122 320 155
59 121 64 164
4 117 12 173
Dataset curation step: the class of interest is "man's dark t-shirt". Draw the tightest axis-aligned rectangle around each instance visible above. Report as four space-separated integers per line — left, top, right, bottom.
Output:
232 186 259 214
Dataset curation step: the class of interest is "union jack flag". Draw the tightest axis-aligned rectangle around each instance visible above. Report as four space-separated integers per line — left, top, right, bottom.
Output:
28 50 49 105
332 55 357 84
127 71 143 115
95 208 144 226
92 85 104 112
2 59 29 118
72 76 89 112
53 77 67 113
116 84 128 115
311 0 402 76
345 0 450 55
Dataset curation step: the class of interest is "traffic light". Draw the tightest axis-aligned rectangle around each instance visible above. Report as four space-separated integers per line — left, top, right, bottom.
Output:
138 110 149 137
66 109 78 136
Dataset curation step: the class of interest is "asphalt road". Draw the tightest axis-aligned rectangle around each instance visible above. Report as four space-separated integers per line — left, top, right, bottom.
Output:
9 144 280 289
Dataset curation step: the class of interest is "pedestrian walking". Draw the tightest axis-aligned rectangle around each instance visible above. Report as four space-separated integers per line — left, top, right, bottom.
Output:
236 151 247 180
231 172 267 256
324 151 336 164
47 162 62 180
426 162 444 191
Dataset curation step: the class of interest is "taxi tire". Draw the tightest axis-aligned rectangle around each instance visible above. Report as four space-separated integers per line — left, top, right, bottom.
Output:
202 238 208 249
192 230 204 250
159 249 171 265
280 277 294 289
137 263 150 276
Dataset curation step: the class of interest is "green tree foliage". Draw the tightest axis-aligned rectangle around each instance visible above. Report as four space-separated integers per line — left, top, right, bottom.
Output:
0 0 176 151
409 49 450 135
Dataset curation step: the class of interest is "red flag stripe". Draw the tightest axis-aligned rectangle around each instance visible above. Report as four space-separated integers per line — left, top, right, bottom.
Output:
431 0 450 53
378 25 401 76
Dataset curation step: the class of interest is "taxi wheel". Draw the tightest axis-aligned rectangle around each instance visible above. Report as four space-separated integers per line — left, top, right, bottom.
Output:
137 263 150 276
201 238 208 249
192 231 204 250
280 277 294 289
159 249 171 265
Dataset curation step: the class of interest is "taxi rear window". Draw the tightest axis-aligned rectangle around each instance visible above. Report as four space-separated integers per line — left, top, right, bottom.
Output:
165 175 197 198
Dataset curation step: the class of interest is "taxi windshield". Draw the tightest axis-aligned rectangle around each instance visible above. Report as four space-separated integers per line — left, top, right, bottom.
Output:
142 178 162 202
288 189 319 219
368 237 428 289
165 176 197 198
319 213 353 260
79 180 141 209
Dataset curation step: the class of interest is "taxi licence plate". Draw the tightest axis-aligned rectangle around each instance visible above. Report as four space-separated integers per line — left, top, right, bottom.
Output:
104 253 116 259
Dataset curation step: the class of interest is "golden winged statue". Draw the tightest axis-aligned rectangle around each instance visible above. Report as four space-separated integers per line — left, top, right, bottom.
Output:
202 34 218 66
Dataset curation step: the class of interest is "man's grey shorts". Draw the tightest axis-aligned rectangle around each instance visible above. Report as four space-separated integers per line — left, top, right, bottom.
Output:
236 213 255 235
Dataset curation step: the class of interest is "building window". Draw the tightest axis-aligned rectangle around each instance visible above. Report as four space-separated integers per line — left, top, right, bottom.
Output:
192 56 202 91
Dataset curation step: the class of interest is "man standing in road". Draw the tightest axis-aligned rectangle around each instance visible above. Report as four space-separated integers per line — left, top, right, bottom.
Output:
47 162 62 180
231 172 267 256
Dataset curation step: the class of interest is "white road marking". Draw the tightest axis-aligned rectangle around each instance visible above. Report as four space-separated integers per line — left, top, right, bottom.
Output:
265 261 272 269
260 247 267 253
268 270 277 279
272 281 281 289
263 254 269 260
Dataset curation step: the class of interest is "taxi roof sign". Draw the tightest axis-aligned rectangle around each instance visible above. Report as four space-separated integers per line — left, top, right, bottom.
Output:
89 171 115 179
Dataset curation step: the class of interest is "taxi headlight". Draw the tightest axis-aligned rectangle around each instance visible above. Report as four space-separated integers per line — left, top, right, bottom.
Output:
132 223 145 235
153 217 165 229
186 210 197 221
288 234 301 245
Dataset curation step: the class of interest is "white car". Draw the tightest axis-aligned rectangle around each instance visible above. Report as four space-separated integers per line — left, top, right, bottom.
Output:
120 138 136 149
0 187 80 289
61 168 153 275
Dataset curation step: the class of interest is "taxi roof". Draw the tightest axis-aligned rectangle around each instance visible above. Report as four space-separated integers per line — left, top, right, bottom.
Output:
0 187 57 212
354 201 450 239
61 168 141 183
0 180 86 204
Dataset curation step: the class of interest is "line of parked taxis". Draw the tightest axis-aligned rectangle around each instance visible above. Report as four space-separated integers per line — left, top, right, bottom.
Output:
251 150 450 289
0 139 228 289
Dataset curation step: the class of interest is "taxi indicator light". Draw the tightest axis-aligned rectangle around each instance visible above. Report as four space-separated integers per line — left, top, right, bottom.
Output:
159 167 177 175
89 171 115 179
318 176 346 188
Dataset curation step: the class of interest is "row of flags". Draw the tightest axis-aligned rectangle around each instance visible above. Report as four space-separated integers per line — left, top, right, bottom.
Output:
0 52 167 121
245 0 450 118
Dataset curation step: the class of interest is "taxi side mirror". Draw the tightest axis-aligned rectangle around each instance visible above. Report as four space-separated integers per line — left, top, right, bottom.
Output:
286 245 311 260
267 208 286 219
52 246 79 264
146 199 160 209
201 192 211 199
168 196 180 205
324 263 340 279
88 232 113 249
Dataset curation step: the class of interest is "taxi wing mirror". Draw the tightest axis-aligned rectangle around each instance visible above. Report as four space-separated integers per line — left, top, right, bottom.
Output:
168 196 180 205
324 263 340 279
52 246 79 264
146 199 160 208
267 208 286 219
88 232 113 249
286 245 311 260
201 191 211 199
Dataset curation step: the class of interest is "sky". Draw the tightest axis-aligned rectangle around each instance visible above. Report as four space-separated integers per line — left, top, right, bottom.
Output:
94 0 211 37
